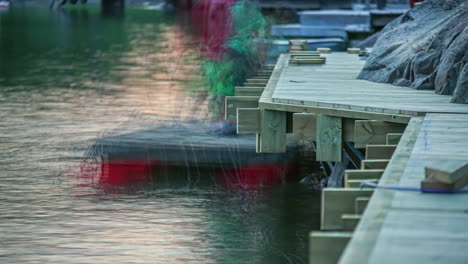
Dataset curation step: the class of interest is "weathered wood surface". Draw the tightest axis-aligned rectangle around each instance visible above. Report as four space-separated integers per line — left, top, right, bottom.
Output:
225 96 259 121
237 108 260 134
354 120 406 148
271 53 468 119
310 232 352 264
321 188 373 230
257 109 286 153
339 117 424 264
340 114 468 264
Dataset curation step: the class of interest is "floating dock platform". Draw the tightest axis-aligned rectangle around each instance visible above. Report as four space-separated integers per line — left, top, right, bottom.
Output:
230 51 468 263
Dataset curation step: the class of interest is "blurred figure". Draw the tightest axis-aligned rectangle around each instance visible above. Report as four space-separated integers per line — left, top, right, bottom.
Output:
410 0 425 8
0 0 10 9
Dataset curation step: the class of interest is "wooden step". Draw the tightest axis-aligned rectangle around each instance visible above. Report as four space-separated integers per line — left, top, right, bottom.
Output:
345 169 384 181
386 133 403 145
355 197 370 214
346 179 379 188
243 82 266 88
361 159 389 169
321 188 373 230
342 214 361 231
309 231 352 264
365 145 397 159
234 87 264 96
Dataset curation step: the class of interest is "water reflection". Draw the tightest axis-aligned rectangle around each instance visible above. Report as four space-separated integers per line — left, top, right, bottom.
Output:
0 4 319 264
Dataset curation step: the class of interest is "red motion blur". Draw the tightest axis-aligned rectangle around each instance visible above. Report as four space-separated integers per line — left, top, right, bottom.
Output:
223 163 296 188
100 160 156 185
98 160 296 188
189 0 237 59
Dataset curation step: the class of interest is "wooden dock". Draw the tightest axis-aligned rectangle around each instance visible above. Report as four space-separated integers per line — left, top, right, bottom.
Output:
230 51 468 263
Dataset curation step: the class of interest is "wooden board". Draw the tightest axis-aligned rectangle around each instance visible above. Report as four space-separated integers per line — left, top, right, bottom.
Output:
310 232 352 264
321 188 373 230
386 133 403 145
225 96 259 121
271 53 468 117
316 115 342 162
257 109 286 153
361 159 389 170
354 120 406 148
339 117 424 264
234 87 264 96
237 108 260 134
365 145 397 159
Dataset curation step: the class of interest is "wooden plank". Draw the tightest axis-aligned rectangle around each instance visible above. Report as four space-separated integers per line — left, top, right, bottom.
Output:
342 214 361 231
317 47 332 53
243 82 266 88
321 188 373 230
361 159 389 169
316 115 342 162
365 145 397 159
425 162 468 185
289 57 326 65
225 96 259 121
339 117 424 264
292 113 316 140
347 48 361 54
386 133 403 145
257 109 286 153
236 108 260 135
246 78 269 84
290 51 320 56
310 232 352 264
345 169 384 181
293 114 355 142
355 197 369 214
346 179 379 188
234 87 264 96
354 120 406 148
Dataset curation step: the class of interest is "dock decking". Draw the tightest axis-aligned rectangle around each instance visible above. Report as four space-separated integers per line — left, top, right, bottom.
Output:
271 53 468 118
340 114 468 264
230 51 468 263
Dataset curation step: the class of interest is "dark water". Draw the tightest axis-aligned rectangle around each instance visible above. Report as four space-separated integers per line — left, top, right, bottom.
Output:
0 4 320 263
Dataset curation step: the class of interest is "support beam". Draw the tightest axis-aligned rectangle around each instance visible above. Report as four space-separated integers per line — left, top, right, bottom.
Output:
316 115 342 162
321 188 373 230
354 120 406 148
292 113 316 140
365 145 397 159
310 232 352 264
361 159 389 170
236 108 260 134
225 96 259 121
257 109 286 153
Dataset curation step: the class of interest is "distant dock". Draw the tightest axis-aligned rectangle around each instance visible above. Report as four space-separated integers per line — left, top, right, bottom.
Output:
229 51 468 263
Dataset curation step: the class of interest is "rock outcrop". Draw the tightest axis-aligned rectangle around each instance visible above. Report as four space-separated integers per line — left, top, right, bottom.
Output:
358 0 468 103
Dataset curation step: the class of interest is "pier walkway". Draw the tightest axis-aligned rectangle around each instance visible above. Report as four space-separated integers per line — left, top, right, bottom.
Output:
229 51 468 263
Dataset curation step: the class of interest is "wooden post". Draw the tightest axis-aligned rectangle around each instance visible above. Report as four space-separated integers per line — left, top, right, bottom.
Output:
257 109 286 153
316 115 342 162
